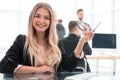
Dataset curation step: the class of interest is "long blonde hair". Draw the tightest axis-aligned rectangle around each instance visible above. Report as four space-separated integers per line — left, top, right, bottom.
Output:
24 2 61 70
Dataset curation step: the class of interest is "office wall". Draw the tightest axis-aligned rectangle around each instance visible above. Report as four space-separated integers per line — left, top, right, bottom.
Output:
0 0 120 60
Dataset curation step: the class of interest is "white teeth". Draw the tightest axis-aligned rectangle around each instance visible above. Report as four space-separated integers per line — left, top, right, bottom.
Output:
37 23 45 26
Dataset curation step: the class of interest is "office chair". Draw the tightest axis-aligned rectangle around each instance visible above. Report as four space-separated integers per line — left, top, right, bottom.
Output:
76 58 87 73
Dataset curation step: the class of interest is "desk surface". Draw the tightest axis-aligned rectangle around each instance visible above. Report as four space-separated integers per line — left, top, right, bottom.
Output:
86 55 120 59
0 72 82 80
0 72 119 80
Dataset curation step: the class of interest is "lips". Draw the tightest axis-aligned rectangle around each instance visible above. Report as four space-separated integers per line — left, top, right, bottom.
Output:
37 23 46 28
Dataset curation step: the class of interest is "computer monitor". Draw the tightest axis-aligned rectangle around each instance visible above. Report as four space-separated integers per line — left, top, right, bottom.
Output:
92 33 116 54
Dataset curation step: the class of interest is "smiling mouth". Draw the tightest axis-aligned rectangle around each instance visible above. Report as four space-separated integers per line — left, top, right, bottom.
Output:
37 23 46 27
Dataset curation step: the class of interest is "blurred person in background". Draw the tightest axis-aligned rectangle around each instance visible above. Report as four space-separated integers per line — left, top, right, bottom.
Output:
77 9 91 31
59 21 92 72
56 19 66 40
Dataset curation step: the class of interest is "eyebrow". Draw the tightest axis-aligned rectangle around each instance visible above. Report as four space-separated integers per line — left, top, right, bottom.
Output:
35 12 50 16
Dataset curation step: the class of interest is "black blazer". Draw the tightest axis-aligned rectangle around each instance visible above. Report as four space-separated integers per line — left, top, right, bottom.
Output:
0 34 82 73
59 34 92 72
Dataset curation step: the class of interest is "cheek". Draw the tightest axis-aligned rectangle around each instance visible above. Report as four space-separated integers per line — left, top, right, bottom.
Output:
32 20 38 31
47 21 50 27
32 19 36 26
48 20 50 24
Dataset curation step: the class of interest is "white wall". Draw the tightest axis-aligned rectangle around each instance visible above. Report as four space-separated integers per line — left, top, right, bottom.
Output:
0 0 120 60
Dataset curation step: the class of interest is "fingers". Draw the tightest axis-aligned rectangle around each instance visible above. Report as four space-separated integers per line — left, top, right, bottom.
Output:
36 65 55 74
88 31 94 40
42 65 55 73
83 25 90 31
81 30 94 41
47 67 55 73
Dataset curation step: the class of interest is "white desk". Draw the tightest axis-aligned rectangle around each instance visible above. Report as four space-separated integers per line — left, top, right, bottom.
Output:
1 72 120 80
65 72 120 80
86 55 120 75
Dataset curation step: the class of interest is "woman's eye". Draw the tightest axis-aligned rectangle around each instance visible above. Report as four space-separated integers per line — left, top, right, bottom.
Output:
45 17 50 20
34 15 40 18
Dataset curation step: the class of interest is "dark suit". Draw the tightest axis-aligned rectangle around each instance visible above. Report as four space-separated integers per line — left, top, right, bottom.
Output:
59 34 92 72
56 23 66 40
0 34 83 73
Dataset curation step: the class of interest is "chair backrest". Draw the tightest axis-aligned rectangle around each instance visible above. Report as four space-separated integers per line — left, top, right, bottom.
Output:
76 58 87 73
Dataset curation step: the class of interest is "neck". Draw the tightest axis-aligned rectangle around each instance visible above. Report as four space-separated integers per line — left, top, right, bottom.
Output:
79 18 83 22
36 32 47 45
79 19 83 22
69 32 78 36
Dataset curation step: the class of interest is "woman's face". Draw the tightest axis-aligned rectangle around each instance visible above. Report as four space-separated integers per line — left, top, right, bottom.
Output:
33 8 50 33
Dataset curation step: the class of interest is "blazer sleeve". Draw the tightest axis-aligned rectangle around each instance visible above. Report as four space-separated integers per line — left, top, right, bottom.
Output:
57 40 82 72
0 34 25 73
83 42 92 55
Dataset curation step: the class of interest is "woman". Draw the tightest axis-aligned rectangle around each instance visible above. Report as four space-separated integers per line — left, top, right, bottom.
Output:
0 2 94 74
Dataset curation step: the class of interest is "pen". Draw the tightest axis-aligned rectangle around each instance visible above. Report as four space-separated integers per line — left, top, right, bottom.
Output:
77 21 102 32
92 21 102 32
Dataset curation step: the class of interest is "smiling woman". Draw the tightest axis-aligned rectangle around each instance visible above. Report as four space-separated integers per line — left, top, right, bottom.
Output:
0 2 94 74
0 0 120 74
0 2 61 74
33 8 50 33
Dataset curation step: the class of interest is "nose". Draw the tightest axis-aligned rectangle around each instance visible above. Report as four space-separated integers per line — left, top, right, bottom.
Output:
38 17 45 23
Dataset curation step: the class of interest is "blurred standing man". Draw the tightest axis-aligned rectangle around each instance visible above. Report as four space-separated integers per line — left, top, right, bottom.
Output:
76 9 92 72
77 9 91 31
56 19 66 40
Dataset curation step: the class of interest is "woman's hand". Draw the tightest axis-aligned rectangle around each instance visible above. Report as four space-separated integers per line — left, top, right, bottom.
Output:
35 65 55 74
15 65 55 74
